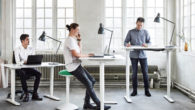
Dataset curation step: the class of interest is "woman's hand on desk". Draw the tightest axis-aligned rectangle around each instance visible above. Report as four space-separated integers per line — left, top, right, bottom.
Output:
78 54 94 58
88 53 95 57
80 53 94 58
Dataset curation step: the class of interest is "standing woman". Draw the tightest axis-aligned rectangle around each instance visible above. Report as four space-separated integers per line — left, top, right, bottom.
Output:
64 23 111 110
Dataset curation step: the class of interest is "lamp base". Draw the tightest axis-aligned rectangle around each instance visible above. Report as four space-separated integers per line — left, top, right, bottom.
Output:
165 45 176 48
165 45 177 50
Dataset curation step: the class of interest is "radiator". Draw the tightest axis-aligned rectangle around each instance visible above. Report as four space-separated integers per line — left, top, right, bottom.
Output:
16 54 161 88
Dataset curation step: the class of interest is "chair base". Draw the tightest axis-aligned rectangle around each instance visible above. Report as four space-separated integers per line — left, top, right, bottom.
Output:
6 99 20 106
124 96 132 103
44 94 60 101
56 103 78 110
164 95 175 103
7 90 34 99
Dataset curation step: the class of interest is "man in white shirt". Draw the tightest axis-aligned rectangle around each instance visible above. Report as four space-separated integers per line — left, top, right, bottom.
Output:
14 34 42 102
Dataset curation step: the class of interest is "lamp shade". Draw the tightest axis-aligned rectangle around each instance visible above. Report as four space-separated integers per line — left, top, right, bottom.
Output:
154 13 160 23
98 23 104 34
153 13 176 45
39 31 46 41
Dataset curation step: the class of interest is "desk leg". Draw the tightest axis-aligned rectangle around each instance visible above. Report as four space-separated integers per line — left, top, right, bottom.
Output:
124 50 132 103
99 62 118 107
6 69 20 106
1 64 6 88
164 51 174 103
6 68 9 87
44 67 60 101
100 62 105 110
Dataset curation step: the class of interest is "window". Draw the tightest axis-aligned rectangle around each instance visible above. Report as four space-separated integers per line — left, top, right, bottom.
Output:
183 0 191 50
105 0 166 52
57 0 74 49
14 0 74 51
191 0 195 51
126 0 143 33
182 0 195 51
145 0 165 46
36 0 53 50
105 0 122 51
16 0 33 47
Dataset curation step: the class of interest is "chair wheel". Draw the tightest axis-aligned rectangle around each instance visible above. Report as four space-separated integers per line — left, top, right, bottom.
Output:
20 94 24 100
7 94 11 98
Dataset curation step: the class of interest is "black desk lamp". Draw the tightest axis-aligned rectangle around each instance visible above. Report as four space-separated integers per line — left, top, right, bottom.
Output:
154 13 175 46
39 31 62 65
98 23 114 56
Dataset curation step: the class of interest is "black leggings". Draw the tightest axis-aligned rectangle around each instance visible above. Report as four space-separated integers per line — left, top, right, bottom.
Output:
70 65 100 105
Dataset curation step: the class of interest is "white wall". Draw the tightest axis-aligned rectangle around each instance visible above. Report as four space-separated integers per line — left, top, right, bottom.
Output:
0 0 14 63
75 0 104 55
173 53 195 91
0 0 2 57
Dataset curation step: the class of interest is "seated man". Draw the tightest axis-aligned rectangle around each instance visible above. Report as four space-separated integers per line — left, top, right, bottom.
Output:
14 34 42 102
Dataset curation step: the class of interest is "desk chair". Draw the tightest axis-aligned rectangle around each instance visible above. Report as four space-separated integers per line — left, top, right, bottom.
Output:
7 52 34 100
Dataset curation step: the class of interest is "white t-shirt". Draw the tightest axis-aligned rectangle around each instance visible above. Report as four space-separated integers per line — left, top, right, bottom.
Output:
64 36 81 72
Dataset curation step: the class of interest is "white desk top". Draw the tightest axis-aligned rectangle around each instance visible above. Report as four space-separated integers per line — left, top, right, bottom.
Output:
79 55 124 61
125 46 177 51
1 62 65 69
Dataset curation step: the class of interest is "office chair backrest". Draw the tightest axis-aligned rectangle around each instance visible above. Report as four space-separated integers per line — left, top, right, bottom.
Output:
13 52 16 64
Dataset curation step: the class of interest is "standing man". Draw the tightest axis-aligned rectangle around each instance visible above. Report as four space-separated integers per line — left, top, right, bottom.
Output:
124 17 151 97
14 34 43 102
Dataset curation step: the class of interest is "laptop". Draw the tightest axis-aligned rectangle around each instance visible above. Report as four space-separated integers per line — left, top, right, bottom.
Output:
89 47 107 58
90 54 104 58
25 55 43 65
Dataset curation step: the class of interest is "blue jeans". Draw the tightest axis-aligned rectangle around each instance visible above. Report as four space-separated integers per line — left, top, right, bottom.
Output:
130 58 149 91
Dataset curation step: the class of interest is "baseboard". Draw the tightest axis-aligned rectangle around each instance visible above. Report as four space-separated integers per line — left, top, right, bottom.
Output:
12 80 165 88
174 82 195 101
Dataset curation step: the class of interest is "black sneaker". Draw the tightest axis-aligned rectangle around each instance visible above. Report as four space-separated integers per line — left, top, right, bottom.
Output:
32 93 43 101
23 93 29 102
131 91 137 96
145 91 151 97
83 103 96 109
